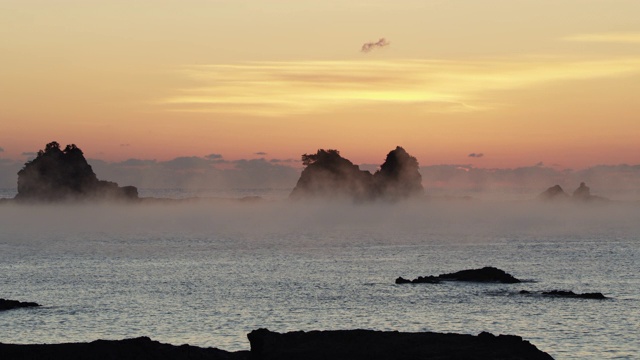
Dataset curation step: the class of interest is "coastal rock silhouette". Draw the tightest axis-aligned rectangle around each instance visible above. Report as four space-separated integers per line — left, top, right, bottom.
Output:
290 146 423 201
15 142 138 202
396 266 521 284
0 330 555 360
247 328 554 360
519 290 606 299
539 185 569 201
0 298 40 311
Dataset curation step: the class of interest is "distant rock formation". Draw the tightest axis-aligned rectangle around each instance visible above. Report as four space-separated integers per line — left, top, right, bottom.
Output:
539 185 569 201
519 290 606 299
247 328 554 360
539 182 608 202
15 142 138 202
0 298 40 311
396 266 521 284
290 146 423 201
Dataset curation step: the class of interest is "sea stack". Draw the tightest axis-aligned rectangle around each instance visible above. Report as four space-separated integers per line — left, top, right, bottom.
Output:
15 141 138 202
290 146 423 201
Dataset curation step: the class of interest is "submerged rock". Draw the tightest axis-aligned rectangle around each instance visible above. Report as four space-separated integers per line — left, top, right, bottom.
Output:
290 146 423 201
0 299 40 311
15 142 138 202
541 290 607 299
247 328 554 360
397 266 521 284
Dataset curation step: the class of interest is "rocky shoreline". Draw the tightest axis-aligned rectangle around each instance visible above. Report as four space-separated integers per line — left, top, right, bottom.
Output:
0 329 554 360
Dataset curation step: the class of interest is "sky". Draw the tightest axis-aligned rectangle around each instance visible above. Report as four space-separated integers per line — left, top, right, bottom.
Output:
2 0 640 169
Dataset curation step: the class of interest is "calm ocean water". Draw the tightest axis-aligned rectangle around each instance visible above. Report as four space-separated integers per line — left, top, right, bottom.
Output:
0 195 638 359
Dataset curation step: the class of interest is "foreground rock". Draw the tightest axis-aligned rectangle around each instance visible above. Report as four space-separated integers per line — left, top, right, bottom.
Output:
396 266 521 284
520 290 607 299
248 328 554 360
0 299 40 311
15 141 138 202
290 146 423 202
0 337 248 360
0 329 554 360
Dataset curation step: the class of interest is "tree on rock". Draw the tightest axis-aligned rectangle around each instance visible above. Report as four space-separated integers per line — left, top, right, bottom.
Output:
290 149 374 201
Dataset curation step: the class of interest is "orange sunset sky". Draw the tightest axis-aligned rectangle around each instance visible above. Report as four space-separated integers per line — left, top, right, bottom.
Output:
1 0 639 169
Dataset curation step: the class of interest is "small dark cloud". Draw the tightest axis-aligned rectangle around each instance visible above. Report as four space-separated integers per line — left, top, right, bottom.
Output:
535 161 544 167
361 38 390 53
205 153 223 160
0 147 4 152
254 152 267 156
22 152 37 157
468 153 484 158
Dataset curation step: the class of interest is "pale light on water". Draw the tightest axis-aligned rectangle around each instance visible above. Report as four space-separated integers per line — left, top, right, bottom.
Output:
0 200 639 359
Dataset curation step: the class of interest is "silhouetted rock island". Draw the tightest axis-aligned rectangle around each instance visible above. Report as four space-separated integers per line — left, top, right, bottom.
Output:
539 182 608 202
290 146 423 201
0 298 40 311
0 329 554 360
15 142 138 202
396 266 521 284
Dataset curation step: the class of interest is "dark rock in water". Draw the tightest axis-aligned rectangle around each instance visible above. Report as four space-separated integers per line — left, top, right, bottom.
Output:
15 142 138 202
0 337 248 360
572 182 591 199
0 299 40 311
395 276 440 284
437 267 521 283
539 185 569 201
398 267 521 284
247 328 554 360
290 146 423 202
541 290 607 299
571 182 609 202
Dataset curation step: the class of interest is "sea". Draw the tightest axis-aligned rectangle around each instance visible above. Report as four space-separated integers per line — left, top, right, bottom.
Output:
1 188 639 359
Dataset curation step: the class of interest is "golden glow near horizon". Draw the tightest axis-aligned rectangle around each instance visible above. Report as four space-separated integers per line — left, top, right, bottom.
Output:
163 57 640 117
1 0 640 168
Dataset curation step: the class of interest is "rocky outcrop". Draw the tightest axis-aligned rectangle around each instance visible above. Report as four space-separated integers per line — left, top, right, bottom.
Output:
0 337 247 360
247 328 554 360
539 185 569 201
539 182 608 202
290 146 423 201
0 299 40 311
0 330 554 360
519 290 606 299
396 266 521 284
15 142 138 202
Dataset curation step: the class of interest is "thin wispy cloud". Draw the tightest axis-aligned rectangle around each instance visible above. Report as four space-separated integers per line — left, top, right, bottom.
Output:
361 38 390 52
162 57 640 116
562 32 640 44
468 153 484 158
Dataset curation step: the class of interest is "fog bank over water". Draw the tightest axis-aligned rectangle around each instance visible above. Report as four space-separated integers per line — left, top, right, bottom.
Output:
1 201 638 247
